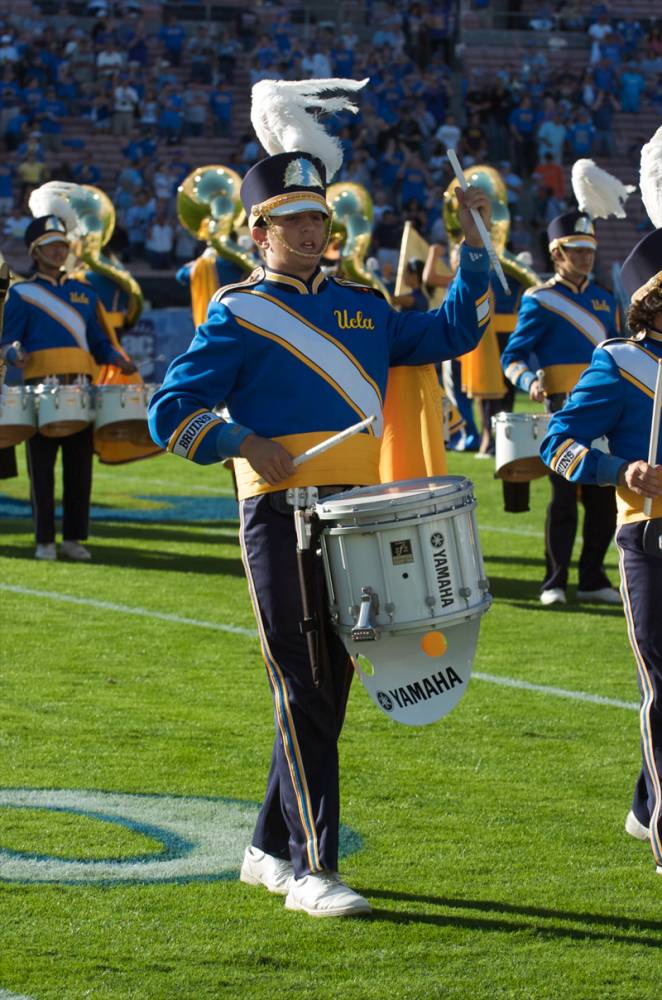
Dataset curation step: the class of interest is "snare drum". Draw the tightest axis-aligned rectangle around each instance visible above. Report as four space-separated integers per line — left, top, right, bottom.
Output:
315 476 491 726
491 411 550 482
36 384 93 438
0 386 37 446
94 383 154 444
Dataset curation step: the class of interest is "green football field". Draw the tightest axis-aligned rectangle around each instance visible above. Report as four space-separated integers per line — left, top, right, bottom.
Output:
1 442 661 1000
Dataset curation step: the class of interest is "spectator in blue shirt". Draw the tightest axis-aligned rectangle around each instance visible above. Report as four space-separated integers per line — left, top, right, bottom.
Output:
619 59 645 112
0 158 15 214
73 150 101 186
567 110 595 157
509 94 539 175
209 81 233 137
159 15 187 68
592 87 619 156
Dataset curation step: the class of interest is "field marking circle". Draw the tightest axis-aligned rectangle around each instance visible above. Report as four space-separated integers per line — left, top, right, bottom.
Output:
0 788 360 886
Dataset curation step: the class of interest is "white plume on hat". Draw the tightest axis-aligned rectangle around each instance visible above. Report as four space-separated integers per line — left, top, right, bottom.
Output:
250 78 368 182
640 125 662 228
28 182 81 237
571 159 635 220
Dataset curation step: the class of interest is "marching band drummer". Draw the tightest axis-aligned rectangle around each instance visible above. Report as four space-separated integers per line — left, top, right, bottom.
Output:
501 210 621 606
0 215 136 561
540 227 662 874
148 78 492 919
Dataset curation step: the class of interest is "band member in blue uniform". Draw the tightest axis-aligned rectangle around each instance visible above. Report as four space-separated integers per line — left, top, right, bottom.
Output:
502 211 621 606
149 129 491 915
0 216 135 560
540 227 662 875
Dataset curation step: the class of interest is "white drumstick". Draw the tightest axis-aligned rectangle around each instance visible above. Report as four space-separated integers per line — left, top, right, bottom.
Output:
446 147 510 295
255 414 376 486
643 360 662 516
292 414 376 468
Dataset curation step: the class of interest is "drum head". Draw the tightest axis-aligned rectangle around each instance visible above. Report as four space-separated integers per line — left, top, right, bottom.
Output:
39 420 90 438
316 476 471 521
96 419 149 443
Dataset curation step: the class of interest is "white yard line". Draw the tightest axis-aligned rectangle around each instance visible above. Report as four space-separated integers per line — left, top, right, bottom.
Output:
0 991 38 1000
0 584 255 638
1 584 637 712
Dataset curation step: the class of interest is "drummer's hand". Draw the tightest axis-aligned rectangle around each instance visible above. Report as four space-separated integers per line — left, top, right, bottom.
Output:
619 460 662 498
457 186 491 248
115 356 138 374
239 434 295 485
529 378 545 403
5 343 29 368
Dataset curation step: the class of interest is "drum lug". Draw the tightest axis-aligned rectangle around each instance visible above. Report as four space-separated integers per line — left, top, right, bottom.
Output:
459 586 472 598
478 578 490 591
351 587 379 642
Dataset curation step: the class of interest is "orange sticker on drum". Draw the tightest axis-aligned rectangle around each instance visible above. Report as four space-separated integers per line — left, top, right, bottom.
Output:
420 631 448 657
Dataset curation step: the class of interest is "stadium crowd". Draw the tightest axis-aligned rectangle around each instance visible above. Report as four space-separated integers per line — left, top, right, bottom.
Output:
0 1 660 278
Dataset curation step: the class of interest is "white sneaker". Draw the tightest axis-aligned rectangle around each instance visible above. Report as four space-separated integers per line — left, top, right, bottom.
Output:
540 587 566 606
35 543 56 561
577 587 621 605
625 810 649 842
60 540 92 562
657 866 662 875
285 871 371 918
239 846 294 895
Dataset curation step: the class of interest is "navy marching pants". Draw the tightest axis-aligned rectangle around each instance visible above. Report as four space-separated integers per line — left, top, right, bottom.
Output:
239 494 354 878
617 522 662 866
26 425 94 544
543 473 616 593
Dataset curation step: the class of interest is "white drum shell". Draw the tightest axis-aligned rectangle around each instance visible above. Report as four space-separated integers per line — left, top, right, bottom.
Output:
94 383 155 444
316 477 490 635
0 386 37 446
37 385 93 438
492 411 550 482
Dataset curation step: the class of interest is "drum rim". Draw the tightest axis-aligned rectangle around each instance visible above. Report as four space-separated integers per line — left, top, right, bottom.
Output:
315 475 473 518
492 411 551 425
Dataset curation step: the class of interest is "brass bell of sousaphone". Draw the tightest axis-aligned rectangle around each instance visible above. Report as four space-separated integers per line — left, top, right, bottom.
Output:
442 164 538 286
177 165 257 273
326 181 392 302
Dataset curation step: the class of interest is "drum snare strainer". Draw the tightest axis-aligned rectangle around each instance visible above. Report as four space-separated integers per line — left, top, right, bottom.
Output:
315 476 491 726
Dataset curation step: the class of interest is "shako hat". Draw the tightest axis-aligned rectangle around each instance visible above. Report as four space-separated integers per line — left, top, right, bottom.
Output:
547 210 597 251
620 228 662 302
243 77 368 228
24 215 69 253
241 151 329 227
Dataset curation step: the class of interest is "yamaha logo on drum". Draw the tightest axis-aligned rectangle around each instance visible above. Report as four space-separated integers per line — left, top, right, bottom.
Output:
377 691 394 711
430 532 445 548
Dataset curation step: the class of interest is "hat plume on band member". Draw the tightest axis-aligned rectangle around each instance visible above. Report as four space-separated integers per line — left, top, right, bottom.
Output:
251 78 368 183
28 183 81 239
620 126 662 302
571 158 635 220
640 125 662 230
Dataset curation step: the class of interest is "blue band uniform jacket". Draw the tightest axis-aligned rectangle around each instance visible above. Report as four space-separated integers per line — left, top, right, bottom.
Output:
540 330 662 524
501 274 620 397
148 244 491 499
0 272 125 380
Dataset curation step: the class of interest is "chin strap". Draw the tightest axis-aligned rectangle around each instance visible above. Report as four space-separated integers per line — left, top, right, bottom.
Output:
263 212 334 260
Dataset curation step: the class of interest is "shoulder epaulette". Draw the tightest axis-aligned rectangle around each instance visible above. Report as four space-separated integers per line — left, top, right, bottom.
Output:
599 337 634 352
330 275 386 300
211 267 264 303
523 277 556 297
